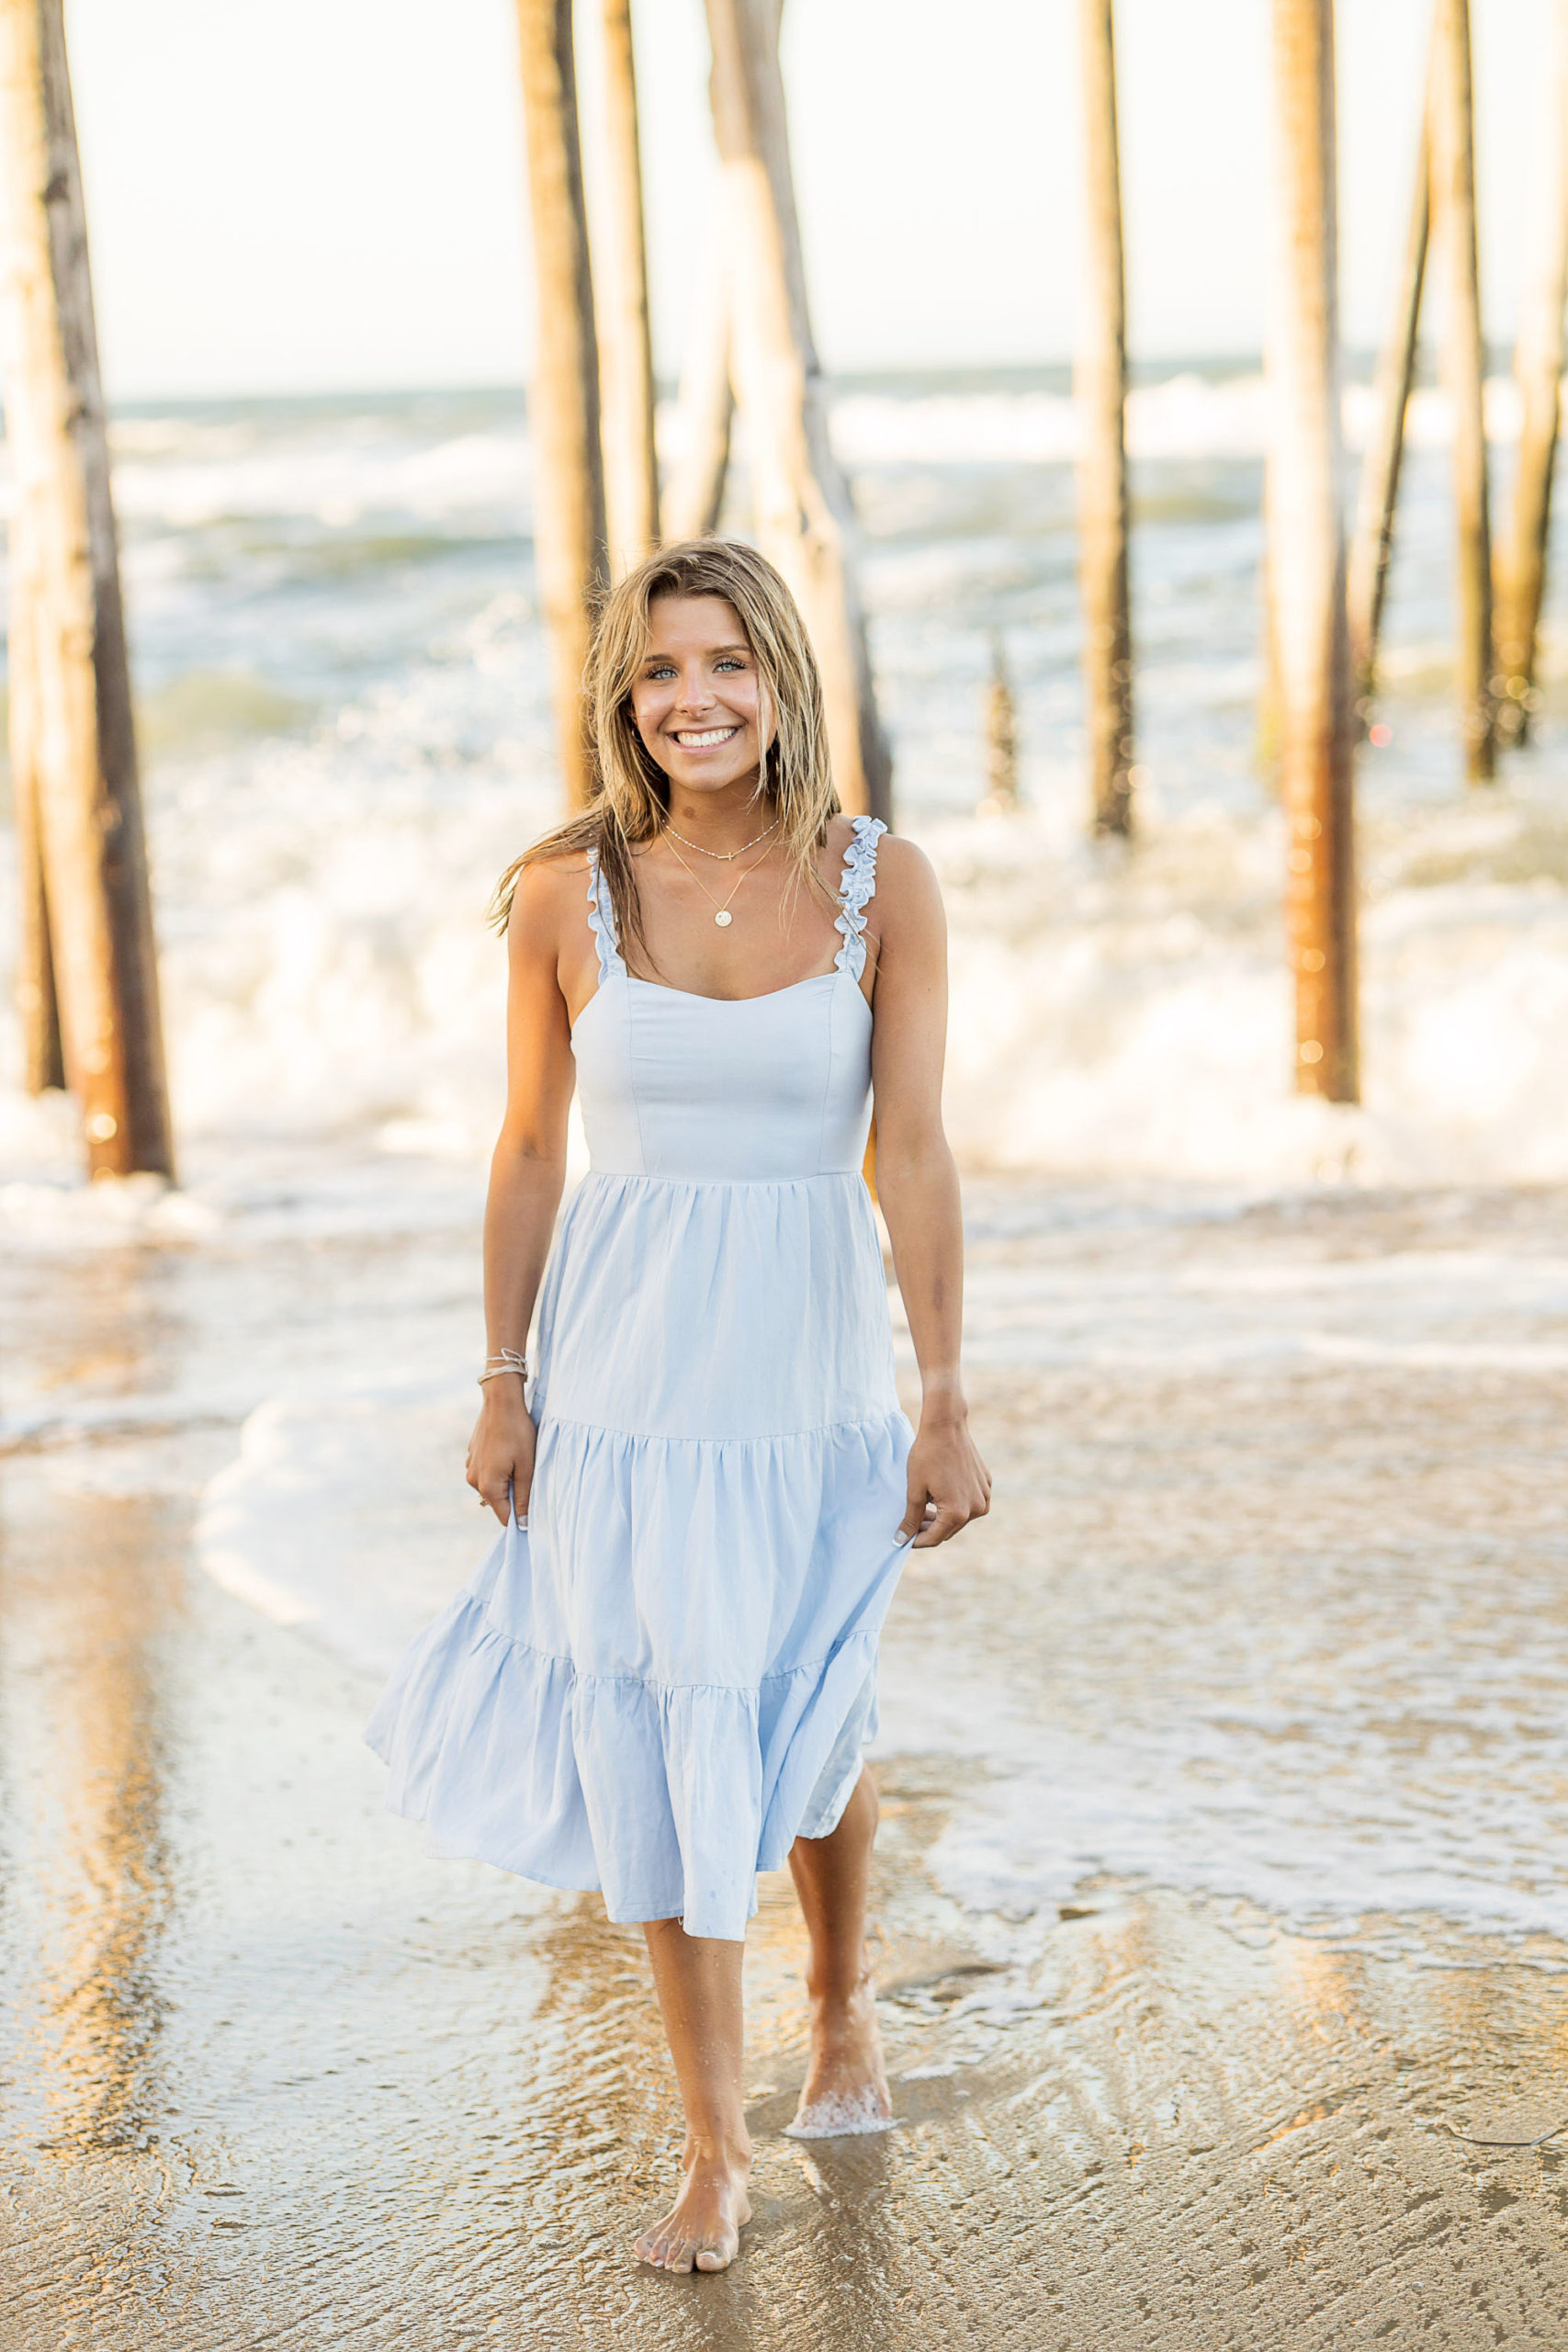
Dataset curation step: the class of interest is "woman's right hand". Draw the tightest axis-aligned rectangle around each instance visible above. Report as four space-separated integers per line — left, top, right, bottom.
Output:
466 1382 536 1526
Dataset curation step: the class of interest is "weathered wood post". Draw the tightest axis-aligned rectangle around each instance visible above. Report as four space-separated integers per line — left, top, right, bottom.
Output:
662 253 733 542
515 0 608 808
0 0 174 1176
1268 0 1359 1102
663 0 781 547
1347 116 1428 716
1496 0 1568 749
982 635 1020 811
1076 0 1134 837
595 0 660 573
1429 0 1495 780
703 0 892 821
10 501 64 1092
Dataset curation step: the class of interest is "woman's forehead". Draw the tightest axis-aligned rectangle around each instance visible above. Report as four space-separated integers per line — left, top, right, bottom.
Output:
644 593 750 653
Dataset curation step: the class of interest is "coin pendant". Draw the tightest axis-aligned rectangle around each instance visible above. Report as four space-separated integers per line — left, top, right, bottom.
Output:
715 910 733 927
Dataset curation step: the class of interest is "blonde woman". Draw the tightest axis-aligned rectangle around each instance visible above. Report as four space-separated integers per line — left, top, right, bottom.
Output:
368 541 989 2274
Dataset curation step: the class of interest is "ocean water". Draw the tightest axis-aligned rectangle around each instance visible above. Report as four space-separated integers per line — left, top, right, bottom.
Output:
2 361 1568 1188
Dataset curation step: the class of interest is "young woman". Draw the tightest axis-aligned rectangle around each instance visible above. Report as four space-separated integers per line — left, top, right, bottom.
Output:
367 539 989 2275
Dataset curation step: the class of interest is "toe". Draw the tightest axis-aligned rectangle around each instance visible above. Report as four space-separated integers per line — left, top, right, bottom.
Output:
695 2243 734 2273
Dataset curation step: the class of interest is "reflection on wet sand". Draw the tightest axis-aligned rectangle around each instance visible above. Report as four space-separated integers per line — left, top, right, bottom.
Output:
8 1185 1568 2346
3 1490 176 2160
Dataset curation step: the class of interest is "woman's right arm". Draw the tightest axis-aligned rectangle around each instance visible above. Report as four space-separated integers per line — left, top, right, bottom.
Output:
466 861 581 1526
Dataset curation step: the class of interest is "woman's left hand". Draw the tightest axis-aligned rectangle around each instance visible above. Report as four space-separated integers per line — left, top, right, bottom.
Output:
897 1411 992 1548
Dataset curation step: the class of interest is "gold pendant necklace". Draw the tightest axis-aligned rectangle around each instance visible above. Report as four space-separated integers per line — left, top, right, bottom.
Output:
663 834 773 928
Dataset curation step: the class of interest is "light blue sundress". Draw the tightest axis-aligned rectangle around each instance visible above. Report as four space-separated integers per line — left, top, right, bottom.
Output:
367 815 913 1940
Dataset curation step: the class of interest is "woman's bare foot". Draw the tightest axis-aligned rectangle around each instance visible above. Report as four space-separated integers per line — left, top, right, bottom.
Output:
785 1966 895 2138
634 2140 752 2274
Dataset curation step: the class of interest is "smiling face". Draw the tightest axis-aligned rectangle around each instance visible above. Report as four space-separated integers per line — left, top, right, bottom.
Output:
628 594 774 802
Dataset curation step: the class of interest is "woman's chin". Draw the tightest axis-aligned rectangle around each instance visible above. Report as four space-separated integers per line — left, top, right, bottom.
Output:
663 764 761 796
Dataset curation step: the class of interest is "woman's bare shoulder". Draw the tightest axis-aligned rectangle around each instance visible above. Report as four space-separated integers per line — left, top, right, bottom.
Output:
503 848 594 956
869 831 942 926
521 843 593 880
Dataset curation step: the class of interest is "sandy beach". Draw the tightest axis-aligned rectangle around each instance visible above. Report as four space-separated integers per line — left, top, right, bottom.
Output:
6 1170 1568 2348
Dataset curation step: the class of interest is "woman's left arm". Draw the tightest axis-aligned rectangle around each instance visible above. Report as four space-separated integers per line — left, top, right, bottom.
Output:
867 838 992 1549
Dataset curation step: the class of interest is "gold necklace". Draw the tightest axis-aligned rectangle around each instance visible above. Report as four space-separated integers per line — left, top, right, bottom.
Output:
663 816 780 863
662 834 773 928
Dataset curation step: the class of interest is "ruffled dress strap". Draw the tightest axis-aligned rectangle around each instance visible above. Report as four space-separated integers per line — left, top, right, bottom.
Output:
832 815 887 982
585 848 626 985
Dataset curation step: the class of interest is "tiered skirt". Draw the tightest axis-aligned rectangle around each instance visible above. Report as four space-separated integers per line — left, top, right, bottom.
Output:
367 1169 912 1941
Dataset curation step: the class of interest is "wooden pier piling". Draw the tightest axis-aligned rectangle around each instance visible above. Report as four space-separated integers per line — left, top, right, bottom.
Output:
703 0 891 821
10 499 64 1093
1267 0 1359 1102
1495 0 1568 750
1076 0 1134 838
515 0 607 808
1428 0 1495 781
595 0 660 574
662 252 733 543
1347 116 1428 718
0 0 173 1176
982 636 1020 811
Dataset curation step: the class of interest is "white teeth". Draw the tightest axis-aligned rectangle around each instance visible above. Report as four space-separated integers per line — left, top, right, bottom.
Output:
674 727 738 747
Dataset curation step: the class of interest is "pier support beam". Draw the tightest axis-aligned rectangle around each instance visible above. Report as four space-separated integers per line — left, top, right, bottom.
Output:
703 0 891 820
1076 0 1134 838
1496 0 1568 749
662 252 733 543
595 0 660 575
515 0 608 808
1267 0 1359 1102
0 0 173 1175
1347 118 1428 719
1429 0 1496 780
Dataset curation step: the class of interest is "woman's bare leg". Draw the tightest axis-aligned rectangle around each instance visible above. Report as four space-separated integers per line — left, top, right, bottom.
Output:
634 1920 753 2272
786 1767 893 2132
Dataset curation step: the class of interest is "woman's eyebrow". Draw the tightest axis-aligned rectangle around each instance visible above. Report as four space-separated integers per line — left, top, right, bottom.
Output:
642 642 751 662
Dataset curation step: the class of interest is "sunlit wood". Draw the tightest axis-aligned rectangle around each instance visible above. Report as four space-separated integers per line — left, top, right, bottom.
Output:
596 0 660 573
1268 0 1359 1102
0 0 173 1175
1076 0 1134 837
1496 0 1568 749
1428 0 1496 780
663 248 733 543
703 0 892 821
515 0 607 807
1347 115 1428 716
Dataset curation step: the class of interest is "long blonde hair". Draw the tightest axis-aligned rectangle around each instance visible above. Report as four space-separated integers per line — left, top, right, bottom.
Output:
490 539 840 958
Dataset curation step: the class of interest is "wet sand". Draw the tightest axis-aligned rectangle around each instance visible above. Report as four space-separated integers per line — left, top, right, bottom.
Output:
6 1175 1568 2347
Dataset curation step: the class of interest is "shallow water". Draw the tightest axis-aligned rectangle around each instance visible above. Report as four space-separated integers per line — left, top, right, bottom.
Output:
6 1178 1568 2346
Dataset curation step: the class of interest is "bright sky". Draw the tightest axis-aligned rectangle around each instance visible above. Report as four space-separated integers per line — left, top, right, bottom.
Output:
69 0 1555 399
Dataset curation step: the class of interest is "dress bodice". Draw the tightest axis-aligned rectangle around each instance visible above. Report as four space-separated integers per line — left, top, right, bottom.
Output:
572 819 885 1182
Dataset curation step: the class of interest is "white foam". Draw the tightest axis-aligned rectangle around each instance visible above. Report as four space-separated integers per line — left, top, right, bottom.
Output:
7 780 1568 1197
783 2089 897 2140
825 373 1531 469
196 1379 487 1678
